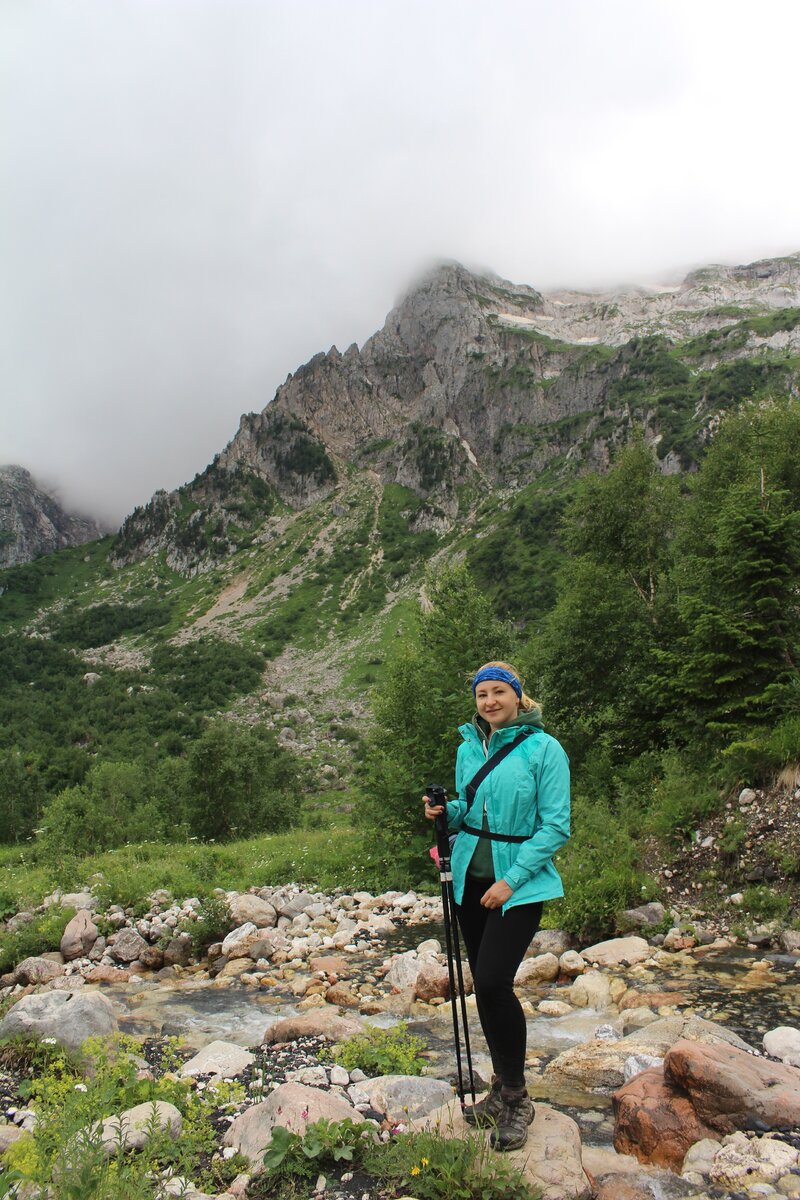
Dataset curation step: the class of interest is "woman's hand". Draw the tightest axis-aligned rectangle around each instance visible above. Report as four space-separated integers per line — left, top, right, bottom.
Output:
423 795 444 821
480 880 513 909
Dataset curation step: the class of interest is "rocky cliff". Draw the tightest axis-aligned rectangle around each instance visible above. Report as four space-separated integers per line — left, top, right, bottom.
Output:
115 254 800 570
0 465 104 568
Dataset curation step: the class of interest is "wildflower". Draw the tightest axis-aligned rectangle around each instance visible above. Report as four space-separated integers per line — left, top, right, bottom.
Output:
411 1166 420 1176
74 1083 88 1092
42 1038 57 1046
421 1157 429 1166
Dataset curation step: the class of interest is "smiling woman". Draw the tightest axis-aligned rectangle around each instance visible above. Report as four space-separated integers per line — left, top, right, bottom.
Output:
423 659 570 1153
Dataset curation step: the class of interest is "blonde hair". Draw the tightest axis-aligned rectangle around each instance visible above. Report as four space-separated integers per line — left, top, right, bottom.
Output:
471 660 542 714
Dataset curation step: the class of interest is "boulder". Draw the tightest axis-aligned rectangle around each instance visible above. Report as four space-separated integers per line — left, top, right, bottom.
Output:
613 1066 718 1170
97 1101 181 1155
229 894 277 929
616 902 667 933
568 970 613 1009
515 952 560 985
223 1083 363 1164
581 937 650 968
0 1124 25 1153
364 1075 453 1120
412 1099 591 1200
529 928 573 956
277 891 318 920
763 1025 800 1066
263 1009 365 1044
386 948 437 991
545 1036 658 1093
60 910 99 961
0 990 118 1051
179 1041 256 1079
665 1037 800 1132
109 928 149 963
221 923 258 959
162 933 193 967
559 950 586 977
14 957 65 985
709 1130 799 1188
413 960 450 1001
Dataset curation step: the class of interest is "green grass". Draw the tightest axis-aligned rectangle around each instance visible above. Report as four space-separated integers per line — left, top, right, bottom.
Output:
0 820 368 917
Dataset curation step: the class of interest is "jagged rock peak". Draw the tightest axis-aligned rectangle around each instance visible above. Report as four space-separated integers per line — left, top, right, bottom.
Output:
0 465 105 568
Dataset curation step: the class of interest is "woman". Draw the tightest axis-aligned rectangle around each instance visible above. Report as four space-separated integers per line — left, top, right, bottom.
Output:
424 661 570 1151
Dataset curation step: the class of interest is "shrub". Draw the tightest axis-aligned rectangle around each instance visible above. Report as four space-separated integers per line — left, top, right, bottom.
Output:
324 1025 427 1077
0 907 76 974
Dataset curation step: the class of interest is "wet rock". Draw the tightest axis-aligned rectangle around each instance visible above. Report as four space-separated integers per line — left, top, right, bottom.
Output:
581 937 651 968
613 1065 719 1170
619 990 687 1011
84 965 131 983
97 1100 181 1155
621 1007 661 1034
682 1135 720 1177
229 894 277 929
264 1009 365 1044
222 1082 363 1163
364 1075 453 1120
0 990 118 1051
631 1014 755 1054
592 1179 655 1200
568 970 613 1009
325 982 360 1007
13 957 65 985
60 910 99 961
515 952 560 985
545 1035 656 1092
662 928 697 952
539 1000 574 1017
309 954 349 975
138 943 165 971
780 931 800 955
179 1041 256 1079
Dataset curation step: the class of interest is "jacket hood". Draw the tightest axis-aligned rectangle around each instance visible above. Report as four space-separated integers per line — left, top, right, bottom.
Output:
466 706 545 746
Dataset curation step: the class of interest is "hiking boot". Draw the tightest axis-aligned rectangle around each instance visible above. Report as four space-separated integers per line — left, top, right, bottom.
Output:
489 1091 535 1151
463 1077 503 1127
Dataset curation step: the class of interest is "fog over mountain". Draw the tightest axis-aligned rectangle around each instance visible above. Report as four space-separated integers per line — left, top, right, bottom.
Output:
2 0 799 525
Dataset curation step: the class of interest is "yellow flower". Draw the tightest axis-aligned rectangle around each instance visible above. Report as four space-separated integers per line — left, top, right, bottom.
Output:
421 1157 429 1166
411 1166 420 1176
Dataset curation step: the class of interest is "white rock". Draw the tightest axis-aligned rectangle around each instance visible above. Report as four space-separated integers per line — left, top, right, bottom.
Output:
580 937 650 968
568 970 613 1009
623 1053 664 1082
180 1041 256 1079
98 1101 181 1155
763 1025 800 1065
221 923 258 957
515 952 560 985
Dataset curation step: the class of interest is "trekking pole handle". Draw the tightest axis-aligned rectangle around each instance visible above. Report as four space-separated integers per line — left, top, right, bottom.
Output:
427 784 450 861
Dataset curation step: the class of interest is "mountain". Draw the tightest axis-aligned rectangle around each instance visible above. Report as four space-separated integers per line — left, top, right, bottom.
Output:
0 465 105 568
113 254 800 573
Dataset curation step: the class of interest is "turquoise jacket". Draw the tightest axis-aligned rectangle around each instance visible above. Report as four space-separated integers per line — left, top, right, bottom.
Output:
446 715 570 913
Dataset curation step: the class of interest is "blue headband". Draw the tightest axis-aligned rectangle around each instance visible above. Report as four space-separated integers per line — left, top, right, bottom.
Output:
472 667 522 699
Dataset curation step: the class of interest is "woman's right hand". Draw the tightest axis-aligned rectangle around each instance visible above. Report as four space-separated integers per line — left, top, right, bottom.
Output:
423 795 444 821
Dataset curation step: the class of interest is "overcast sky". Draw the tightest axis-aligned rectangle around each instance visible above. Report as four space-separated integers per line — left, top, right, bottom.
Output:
2 0 799 526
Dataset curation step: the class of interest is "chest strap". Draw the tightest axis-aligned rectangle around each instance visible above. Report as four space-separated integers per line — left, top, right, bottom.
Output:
464 729 532 814
461 823 530 843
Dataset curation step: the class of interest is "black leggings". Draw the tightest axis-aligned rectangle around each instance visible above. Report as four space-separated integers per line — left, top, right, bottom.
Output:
455 877 543 1089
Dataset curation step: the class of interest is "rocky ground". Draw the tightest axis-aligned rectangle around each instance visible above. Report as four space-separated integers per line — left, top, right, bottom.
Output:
638 783 800 947
2 879 800 1199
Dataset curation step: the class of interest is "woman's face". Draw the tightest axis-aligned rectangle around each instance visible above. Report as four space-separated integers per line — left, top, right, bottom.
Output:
475 680 520 731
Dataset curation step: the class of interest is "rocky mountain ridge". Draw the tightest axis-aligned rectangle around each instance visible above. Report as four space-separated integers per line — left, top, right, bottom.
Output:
0 465 105 568
115 253 800 572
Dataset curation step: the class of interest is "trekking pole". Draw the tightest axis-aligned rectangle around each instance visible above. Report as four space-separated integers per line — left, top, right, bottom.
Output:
428 784 476 1110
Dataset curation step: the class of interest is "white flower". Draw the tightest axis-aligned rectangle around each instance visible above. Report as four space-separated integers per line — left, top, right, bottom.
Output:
41 1038 57 1045
74 1083 88 1092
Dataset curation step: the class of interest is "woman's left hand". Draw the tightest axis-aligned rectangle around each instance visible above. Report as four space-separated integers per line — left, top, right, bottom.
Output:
480 880 513 909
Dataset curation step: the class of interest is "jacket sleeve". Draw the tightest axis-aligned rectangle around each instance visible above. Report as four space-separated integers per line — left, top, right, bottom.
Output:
502 739 570 891
446 743 469 831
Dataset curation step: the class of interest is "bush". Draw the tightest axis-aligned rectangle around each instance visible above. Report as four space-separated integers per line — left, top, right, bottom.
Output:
324 1026 427 1077
0 907 76 974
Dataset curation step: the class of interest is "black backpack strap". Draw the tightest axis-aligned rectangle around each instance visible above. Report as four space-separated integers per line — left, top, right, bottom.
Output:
460 824 529 843
464 730 532 815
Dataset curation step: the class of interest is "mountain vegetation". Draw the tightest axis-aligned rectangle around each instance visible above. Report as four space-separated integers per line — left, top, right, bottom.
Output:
2 254 800 943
